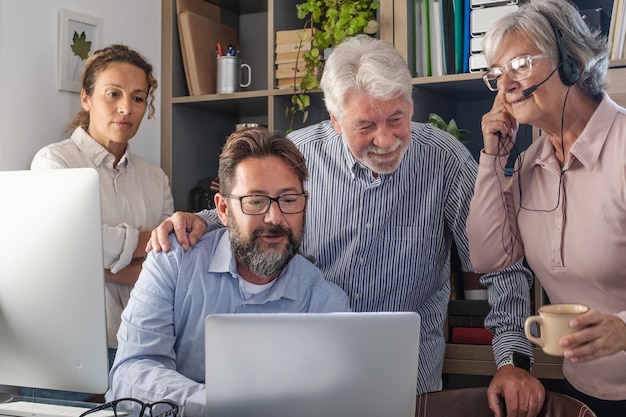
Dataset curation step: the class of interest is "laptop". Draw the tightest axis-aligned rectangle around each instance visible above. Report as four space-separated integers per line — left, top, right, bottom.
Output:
204 312 420 417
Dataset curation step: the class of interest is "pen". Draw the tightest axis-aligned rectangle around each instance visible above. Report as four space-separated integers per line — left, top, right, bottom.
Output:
227 44 236 56
217 42 223 57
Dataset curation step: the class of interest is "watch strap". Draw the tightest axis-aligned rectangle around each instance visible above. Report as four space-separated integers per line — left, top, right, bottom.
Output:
498 353 532 371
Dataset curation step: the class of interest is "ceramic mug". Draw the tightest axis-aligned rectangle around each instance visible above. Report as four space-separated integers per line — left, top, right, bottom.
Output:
524 303 589 356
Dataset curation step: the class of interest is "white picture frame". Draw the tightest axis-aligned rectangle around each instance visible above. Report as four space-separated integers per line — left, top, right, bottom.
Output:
58 9 102 93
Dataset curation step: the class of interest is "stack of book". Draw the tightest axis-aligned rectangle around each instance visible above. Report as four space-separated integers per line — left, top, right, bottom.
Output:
469 0 519 72
274 28 316 89
447 299 493 345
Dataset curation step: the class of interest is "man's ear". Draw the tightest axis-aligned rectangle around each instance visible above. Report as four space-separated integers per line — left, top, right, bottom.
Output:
215 193 229 226
329 112 342 134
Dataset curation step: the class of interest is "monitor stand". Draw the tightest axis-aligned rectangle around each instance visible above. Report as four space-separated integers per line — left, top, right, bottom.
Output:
0 392 13 403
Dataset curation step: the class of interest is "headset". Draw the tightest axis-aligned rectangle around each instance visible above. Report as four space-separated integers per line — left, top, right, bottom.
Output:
497 9 578 259
541 11 580 86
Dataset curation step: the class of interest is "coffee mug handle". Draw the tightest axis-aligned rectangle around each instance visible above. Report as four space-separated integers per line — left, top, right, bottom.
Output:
524 315 544 347
240 64 251 88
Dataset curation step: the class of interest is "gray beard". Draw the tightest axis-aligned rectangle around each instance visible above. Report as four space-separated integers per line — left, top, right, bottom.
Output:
229 221 302 278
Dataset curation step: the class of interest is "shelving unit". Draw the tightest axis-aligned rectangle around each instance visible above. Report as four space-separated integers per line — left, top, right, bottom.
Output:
161 0 494 210
161 0 394 210
161 0 626 380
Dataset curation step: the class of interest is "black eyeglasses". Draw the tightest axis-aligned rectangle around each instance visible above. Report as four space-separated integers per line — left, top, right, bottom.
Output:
227 193 307 215
79 398 180 417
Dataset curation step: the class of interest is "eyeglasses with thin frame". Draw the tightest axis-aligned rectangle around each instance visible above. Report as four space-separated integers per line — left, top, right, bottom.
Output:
483 54 548 91
227 193 308 215
79 398 180 417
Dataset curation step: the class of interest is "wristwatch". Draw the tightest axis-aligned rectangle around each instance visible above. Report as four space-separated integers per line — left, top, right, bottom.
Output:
499 352 532 371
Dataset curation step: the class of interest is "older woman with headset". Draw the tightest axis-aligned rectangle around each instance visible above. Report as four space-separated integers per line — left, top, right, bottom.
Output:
466 1 626 416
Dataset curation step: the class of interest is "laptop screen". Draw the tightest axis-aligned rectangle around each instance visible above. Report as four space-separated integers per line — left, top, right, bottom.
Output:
205 312 420 417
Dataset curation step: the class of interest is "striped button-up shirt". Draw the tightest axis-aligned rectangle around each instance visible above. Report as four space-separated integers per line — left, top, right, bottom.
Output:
201 120 533 393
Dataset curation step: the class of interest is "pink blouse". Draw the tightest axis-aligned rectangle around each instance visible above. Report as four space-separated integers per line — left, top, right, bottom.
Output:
467 93 626 400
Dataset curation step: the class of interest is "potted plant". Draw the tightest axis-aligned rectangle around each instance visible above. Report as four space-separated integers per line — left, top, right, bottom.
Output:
425 113 469 142
286 0 380 131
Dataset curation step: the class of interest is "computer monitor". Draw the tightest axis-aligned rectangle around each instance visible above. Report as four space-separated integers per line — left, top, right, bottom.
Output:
0 168 109 398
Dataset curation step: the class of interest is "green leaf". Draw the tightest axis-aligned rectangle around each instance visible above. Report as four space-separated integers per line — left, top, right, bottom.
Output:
71 31 92 60
447 119 460 138
425 113 470 141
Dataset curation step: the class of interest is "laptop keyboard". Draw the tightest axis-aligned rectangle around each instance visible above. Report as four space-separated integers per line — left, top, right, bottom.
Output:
0 401 118 417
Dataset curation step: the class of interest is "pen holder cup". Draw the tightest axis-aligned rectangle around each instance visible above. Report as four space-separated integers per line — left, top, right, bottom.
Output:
216 56 251 94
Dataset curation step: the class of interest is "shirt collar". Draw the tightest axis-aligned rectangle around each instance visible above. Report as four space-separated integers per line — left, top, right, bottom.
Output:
70 126 129 169
207 229 299 301
568 92 620 169
535 92 618 170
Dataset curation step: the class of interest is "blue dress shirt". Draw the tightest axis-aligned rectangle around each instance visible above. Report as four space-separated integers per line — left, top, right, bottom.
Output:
107 228 350 416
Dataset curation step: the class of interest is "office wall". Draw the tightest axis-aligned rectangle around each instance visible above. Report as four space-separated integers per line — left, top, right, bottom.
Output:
0 0 161 171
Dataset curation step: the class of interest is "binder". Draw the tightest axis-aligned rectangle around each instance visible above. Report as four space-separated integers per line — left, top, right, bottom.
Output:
441 0 456 74
471 0 517 7
414 0 431 77
463 0 471 73
469 53 488 72
430 0 444 76
453 0 465 73
470 4 519 36
424 0 432 76
471 36 483 54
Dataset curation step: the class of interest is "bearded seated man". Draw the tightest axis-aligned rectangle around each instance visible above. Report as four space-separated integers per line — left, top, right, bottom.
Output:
106 128 350 417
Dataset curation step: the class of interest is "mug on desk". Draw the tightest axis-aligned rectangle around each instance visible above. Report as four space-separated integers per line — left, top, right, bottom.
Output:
524 303 589 356
216 56 251 94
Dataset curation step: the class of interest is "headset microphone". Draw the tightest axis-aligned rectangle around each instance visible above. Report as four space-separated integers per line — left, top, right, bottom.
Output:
521 63 561 98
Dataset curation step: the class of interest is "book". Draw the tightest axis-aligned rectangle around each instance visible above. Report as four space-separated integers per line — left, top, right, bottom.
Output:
275 68 307 79
448 315 486 328
607 0 620 50
448 299 491 316
276 77 303 89
276 62 306 71
451 327 493 345
275 41 312 53
611 0 626 59
275 28 317 44
275 51 305 64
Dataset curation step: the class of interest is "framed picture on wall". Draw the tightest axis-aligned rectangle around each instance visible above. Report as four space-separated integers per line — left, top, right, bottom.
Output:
58 9 102 93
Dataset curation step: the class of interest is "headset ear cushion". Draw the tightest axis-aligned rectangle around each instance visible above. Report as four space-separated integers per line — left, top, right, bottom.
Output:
561 57 580 85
